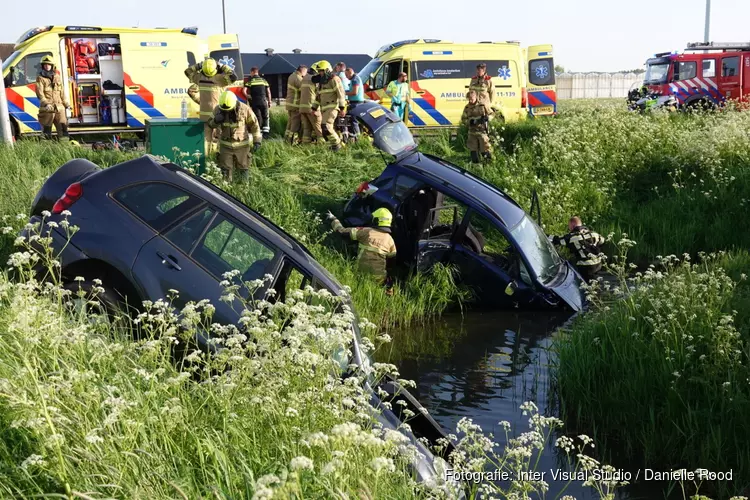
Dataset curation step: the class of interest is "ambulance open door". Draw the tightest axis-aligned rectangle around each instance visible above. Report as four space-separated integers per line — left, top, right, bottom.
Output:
526 44 556 117
207 34 244 84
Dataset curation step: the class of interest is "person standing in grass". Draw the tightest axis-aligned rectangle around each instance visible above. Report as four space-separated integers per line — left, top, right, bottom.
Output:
461 89 493 163
327 208 397 295
208 91 262 183
385 72 410 120
551 216 606 280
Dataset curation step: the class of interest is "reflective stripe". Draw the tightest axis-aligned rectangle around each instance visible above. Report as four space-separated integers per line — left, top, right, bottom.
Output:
200 111 214 116
320 88 338 94
359 244 389 256
321 103 339 111
578 256 602 266
219 139 251 148
199 85 218 91
350 228 358 241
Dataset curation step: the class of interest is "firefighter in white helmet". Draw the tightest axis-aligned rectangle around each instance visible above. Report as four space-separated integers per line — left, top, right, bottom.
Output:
208 91 262 182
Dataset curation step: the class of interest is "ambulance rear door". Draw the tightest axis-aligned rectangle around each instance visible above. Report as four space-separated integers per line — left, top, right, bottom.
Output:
208 34 243 82
526 44 556 116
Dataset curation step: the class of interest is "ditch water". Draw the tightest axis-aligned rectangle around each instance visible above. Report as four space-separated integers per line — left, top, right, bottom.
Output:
388 310 676 500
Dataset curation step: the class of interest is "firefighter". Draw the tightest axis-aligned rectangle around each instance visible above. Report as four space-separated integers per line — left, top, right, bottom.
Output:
469 63 494 108
551 216 606 281
284 65 307 144
208 91 262 183
244 67 272 138
35 55 71 141
299 62 324 145
314 60 346 151
461 89 493 163
187 83 200 104
185 57 238 155
327 207 397 294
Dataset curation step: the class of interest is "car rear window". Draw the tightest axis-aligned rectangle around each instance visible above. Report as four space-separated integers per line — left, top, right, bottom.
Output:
113 182 200 231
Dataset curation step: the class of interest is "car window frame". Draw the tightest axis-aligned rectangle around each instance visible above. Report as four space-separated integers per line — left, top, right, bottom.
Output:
109 180 205 233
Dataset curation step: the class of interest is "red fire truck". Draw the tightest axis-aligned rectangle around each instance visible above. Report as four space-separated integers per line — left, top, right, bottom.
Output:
641 42 750 108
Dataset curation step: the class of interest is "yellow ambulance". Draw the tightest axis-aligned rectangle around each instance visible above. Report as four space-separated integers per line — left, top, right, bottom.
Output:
2 25 243 138
359 39 556 127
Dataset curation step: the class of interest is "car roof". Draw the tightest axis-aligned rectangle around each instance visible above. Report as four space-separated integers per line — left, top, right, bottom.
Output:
397 153 527 228
105 156 344 291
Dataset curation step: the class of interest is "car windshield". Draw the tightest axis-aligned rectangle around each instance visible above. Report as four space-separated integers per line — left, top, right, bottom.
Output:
644 63 669 84
360 59 382 80
510 215 562 284
372 121 416 157
1 51 21 72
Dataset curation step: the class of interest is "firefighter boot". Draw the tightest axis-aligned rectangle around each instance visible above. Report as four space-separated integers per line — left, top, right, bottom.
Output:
482 151 491 162
59 124 70 143
236 169 249 183
470 151 480 163
43 126 53 140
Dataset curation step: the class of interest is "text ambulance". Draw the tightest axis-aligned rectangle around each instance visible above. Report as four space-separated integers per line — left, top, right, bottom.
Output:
359 39 556 128
2 26 243 138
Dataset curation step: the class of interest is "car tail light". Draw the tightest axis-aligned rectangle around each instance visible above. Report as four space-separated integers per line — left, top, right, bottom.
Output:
52 182 83 214
521 87 528 109
356 181 378 197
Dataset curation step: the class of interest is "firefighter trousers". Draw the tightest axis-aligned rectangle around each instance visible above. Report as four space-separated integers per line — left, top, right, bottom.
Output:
38 109 69 141
285 110 301 142
203 122 219 157
218 144 251 182
467 132 491 153
321 109 341 146
300 110 323 144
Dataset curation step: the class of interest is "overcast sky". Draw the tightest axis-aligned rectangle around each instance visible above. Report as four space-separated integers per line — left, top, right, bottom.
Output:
2 0 748 72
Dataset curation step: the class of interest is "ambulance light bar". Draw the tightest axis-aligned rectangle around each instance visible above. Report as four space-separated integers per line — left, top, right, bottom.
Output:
182 27 199 35
65 26 103 32
16 26 52 45
686 41 750 51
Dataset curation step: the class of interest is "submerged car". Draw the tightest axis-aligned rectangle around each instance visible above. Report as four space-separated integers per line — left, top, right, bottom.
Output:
20 154 459 490
344 101 585 312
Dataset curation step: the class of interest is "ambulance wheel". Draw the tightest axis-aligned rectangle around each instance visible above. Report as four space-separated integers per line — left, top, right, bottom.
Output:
11 119 19 141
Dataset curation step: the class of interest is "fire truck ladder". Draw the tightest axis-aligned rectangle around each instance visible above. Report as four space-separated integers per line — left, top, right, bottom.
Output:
686 41 750 51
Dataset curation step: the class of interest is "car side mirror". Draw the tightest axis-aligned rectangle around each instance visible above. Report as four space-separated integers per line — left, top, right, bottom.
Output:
504 280 517 296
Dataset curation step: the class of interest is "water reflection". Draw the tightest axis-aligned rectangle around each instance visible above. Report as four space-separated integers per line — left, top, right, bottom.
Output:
384 310 671 500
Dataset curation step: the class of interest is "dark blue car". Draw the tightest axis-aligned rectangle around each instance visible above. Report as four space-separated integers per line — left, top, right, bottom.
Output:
345 101 584 312
20 154 461 492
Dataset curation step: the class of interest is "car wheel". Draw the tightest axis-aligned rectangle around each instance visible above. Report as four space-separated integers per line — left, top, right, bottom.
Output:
62 280 131 328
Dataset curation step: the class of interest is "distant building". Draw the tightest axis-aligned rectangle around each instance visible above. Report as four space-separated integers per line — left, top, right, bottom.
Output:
0 43 14 61
241 48 371 100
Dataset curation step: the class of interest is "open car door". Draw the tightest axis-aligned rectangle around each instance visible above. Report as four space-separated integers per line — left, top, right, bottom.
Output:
526 44 557 117
207 34 243 82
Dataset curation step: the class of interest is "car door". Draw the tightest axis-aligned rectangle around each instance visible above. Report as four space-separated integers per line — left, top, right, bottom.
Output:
719 55 741 101
132 204 282 328
447 208 536 307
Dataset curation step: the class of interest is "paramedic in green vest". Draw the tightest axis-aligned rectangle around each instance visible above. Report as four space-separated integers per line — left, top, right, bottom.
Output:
386 72 410 120
327 207 397 294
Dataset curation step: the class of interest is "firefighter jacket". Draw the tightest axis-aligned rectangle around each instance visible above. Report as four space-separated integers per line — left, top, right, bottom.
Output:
552 226 605 267
208 102 262 149
286 71 304 111
319 74 346 113
187 84 200 104
185 63 237 122
299 73 320 112
461 102 493 134
35 70 69 113
331 218 396 277
245 75 270 106
469 74 494 106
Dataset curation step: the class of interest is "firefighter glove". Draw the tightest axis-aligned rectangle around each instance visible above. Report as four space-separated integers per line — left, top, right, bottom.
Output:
326 210 336 220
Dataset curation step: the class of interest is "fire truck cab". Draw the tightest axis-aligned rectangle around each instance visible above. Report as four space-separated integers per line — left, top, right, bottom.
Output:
642 41 750 108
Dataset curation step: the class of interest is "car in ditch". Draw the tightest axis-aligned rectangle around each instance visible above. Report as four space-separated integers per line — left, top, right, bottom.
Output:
344 100 585 312
20 154 460 492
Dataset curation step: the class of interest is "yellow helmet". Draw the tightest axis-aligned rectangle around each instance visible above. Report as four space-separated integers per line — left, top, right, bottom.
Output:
40 55 55 67
309 61 319 72
202 58 218 77
372 207 393 227
315 60 332 72
218 90 238 111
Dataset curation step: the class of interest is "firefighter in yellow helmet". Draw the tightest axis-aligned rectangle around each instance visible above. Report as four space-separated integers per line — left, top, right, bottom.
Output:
299 62 324 145
461 89 494 163
208 91 262 183
327 207 397 293
185 57 238 156
35 55 71 141
314 60 347 151
284 65 307 144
